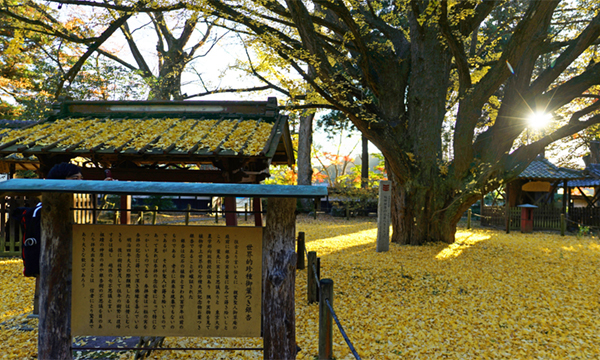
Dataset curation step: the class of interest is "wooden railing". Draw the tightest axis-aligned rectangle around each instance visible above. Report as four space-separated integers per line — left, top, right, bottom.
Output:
481 205 563 231
0 194 95 257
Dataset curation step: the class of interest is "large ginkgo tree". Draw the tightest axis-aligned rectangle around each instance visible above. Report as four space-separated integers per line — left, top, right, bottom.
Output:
195 0 600 244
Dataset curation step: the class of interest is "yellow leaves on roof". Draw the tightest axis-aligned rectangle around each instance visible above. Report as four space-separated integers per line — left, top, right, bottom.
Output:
177 120 218 151
246 122 274 155
0 118 275 155
197 120 237 152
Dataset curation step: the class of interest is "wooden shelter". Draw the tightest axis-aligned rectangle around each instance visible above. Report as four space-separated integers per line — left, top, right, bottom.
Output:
481 155 584 231
0 97 295 254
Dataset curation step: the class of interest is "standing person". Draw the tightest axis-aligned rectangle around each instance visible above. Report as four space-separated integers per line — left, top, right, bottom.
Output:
17 162 84 316
20 163 84 277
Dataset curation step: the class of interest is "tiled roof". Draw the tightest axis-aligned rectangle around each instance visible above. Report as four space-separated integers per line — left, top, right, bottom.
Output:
516 157 584 180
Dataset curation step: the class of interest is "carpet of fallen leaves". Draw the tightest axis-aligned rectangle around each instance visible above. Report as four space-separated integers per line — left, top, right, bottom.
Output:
1 215 600 359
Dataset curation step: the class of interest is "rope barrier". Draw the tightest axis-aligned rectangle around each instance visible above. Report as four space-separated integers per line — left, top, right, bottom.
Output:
325 299 362 360
564 217 600 230
304 244 361 360
471 213 491 219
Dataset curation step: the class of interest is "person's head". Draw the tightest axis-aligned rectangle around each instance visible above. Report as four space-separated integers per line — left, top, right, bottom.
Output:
47 162 82 180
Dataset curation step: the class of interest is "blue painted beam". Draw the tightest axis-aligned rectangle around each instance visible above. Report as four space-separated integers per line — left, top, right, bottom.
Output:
0 179 327 198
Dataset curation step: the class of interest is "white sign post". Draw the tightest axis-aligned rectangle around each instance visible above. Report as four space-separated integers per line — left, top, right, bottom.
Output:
377 180 391 252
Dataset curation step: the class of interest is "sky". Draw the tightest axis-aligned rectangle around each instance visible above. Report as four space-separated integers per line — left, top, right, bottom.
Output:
101 12 372 161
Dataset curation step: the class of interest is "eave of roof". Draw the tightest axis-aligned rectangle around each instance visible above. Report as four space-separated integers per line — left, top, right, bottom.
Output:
515 157 584 181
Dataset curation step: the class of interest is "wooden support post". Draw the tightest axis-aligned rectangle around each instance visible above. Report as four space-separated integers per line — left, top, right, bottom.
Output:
152 206 158 225
92 194 98 224
139 211 145 225
224 197 237 226
467 208 472 229
39 192 73 360
120 195 130 225
505 185 510 234
297 232 306 270
319 279 334 360
561 214 566 236
245 203 248 222
253 197 262 227
1 196 6 239
307 251 318 304
262 197 297 360
345 204 349 220
185 203 191 225
33 276 40 315
313 200 317 220
113 210 119 224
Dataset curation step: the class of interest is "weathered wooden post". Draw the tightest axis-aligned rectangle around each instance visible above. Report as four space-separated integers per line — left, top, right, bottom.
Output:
297 232 306 270
307 251 318 304
245 203 248 221
262 197 297 359
39 192 73 360
120 195 130 224
561 213 566 236
152 205 158 225
467 208 472 229
377 180 391 252
318 279 334 360
185 203 191 225
224 197 238 226
253 197 262 227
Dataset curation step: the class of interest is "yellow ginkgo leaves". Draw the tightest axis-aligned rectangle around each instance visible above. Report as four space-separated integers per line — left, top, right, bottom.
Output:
3 216 600 359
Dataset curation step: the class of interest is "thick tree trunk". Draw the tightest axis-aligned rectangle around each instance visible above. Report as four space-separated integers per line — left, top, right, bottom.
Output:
297 112 314 212
39 192 73 360
262 197 297 359
150 53 185 100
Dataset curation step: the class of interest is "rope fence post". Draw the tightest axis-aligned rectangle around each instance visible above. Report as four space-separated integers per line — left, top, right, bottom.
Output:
138 210 145 225
152 206 158 225
307 251 318 304
319 279 334 360
297 232 306 270
185 203 191 225
467 208 472 229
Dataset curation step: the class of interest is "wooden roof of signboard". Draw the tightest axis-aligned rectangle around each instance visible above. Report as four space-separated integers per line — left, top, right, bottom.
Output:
0 98 294 183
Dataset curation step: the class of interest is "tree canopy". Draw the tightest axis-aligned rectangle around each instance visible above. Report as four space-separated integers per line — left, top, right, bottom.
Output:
194 0 600 244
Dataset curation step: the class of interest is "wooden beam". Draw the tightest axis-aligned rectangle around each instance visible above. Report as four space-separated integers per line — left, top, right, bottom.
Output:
253 197 262 227
39 192 73 360
262 198 297 359
120 195 131 224
80 167 265 183
577 186 595 208
224 197 237 226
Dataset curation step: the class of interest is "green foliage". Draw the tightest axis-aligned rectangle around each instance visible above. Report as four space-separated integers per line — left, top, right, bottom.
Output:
329 184 379 216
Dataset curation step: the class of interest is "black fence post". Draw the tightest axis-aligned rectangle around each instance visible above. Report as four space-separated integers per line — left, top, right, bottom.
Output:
297 232 306 270
319 279 334 360
307 251 318 304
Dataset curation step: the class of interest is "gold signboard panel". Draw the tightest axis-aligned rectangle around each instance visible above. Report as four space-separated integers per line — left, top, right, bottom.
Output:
71 225 262 337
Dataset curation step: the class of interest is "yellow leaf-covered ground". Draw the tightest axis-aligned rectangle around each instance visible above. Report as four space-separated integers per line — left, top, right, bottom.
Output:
1 215 600 359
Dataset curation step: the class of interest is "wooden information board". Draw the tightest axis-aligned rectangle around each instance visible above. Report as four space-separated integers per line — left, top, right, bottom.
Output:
71 225 263 337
